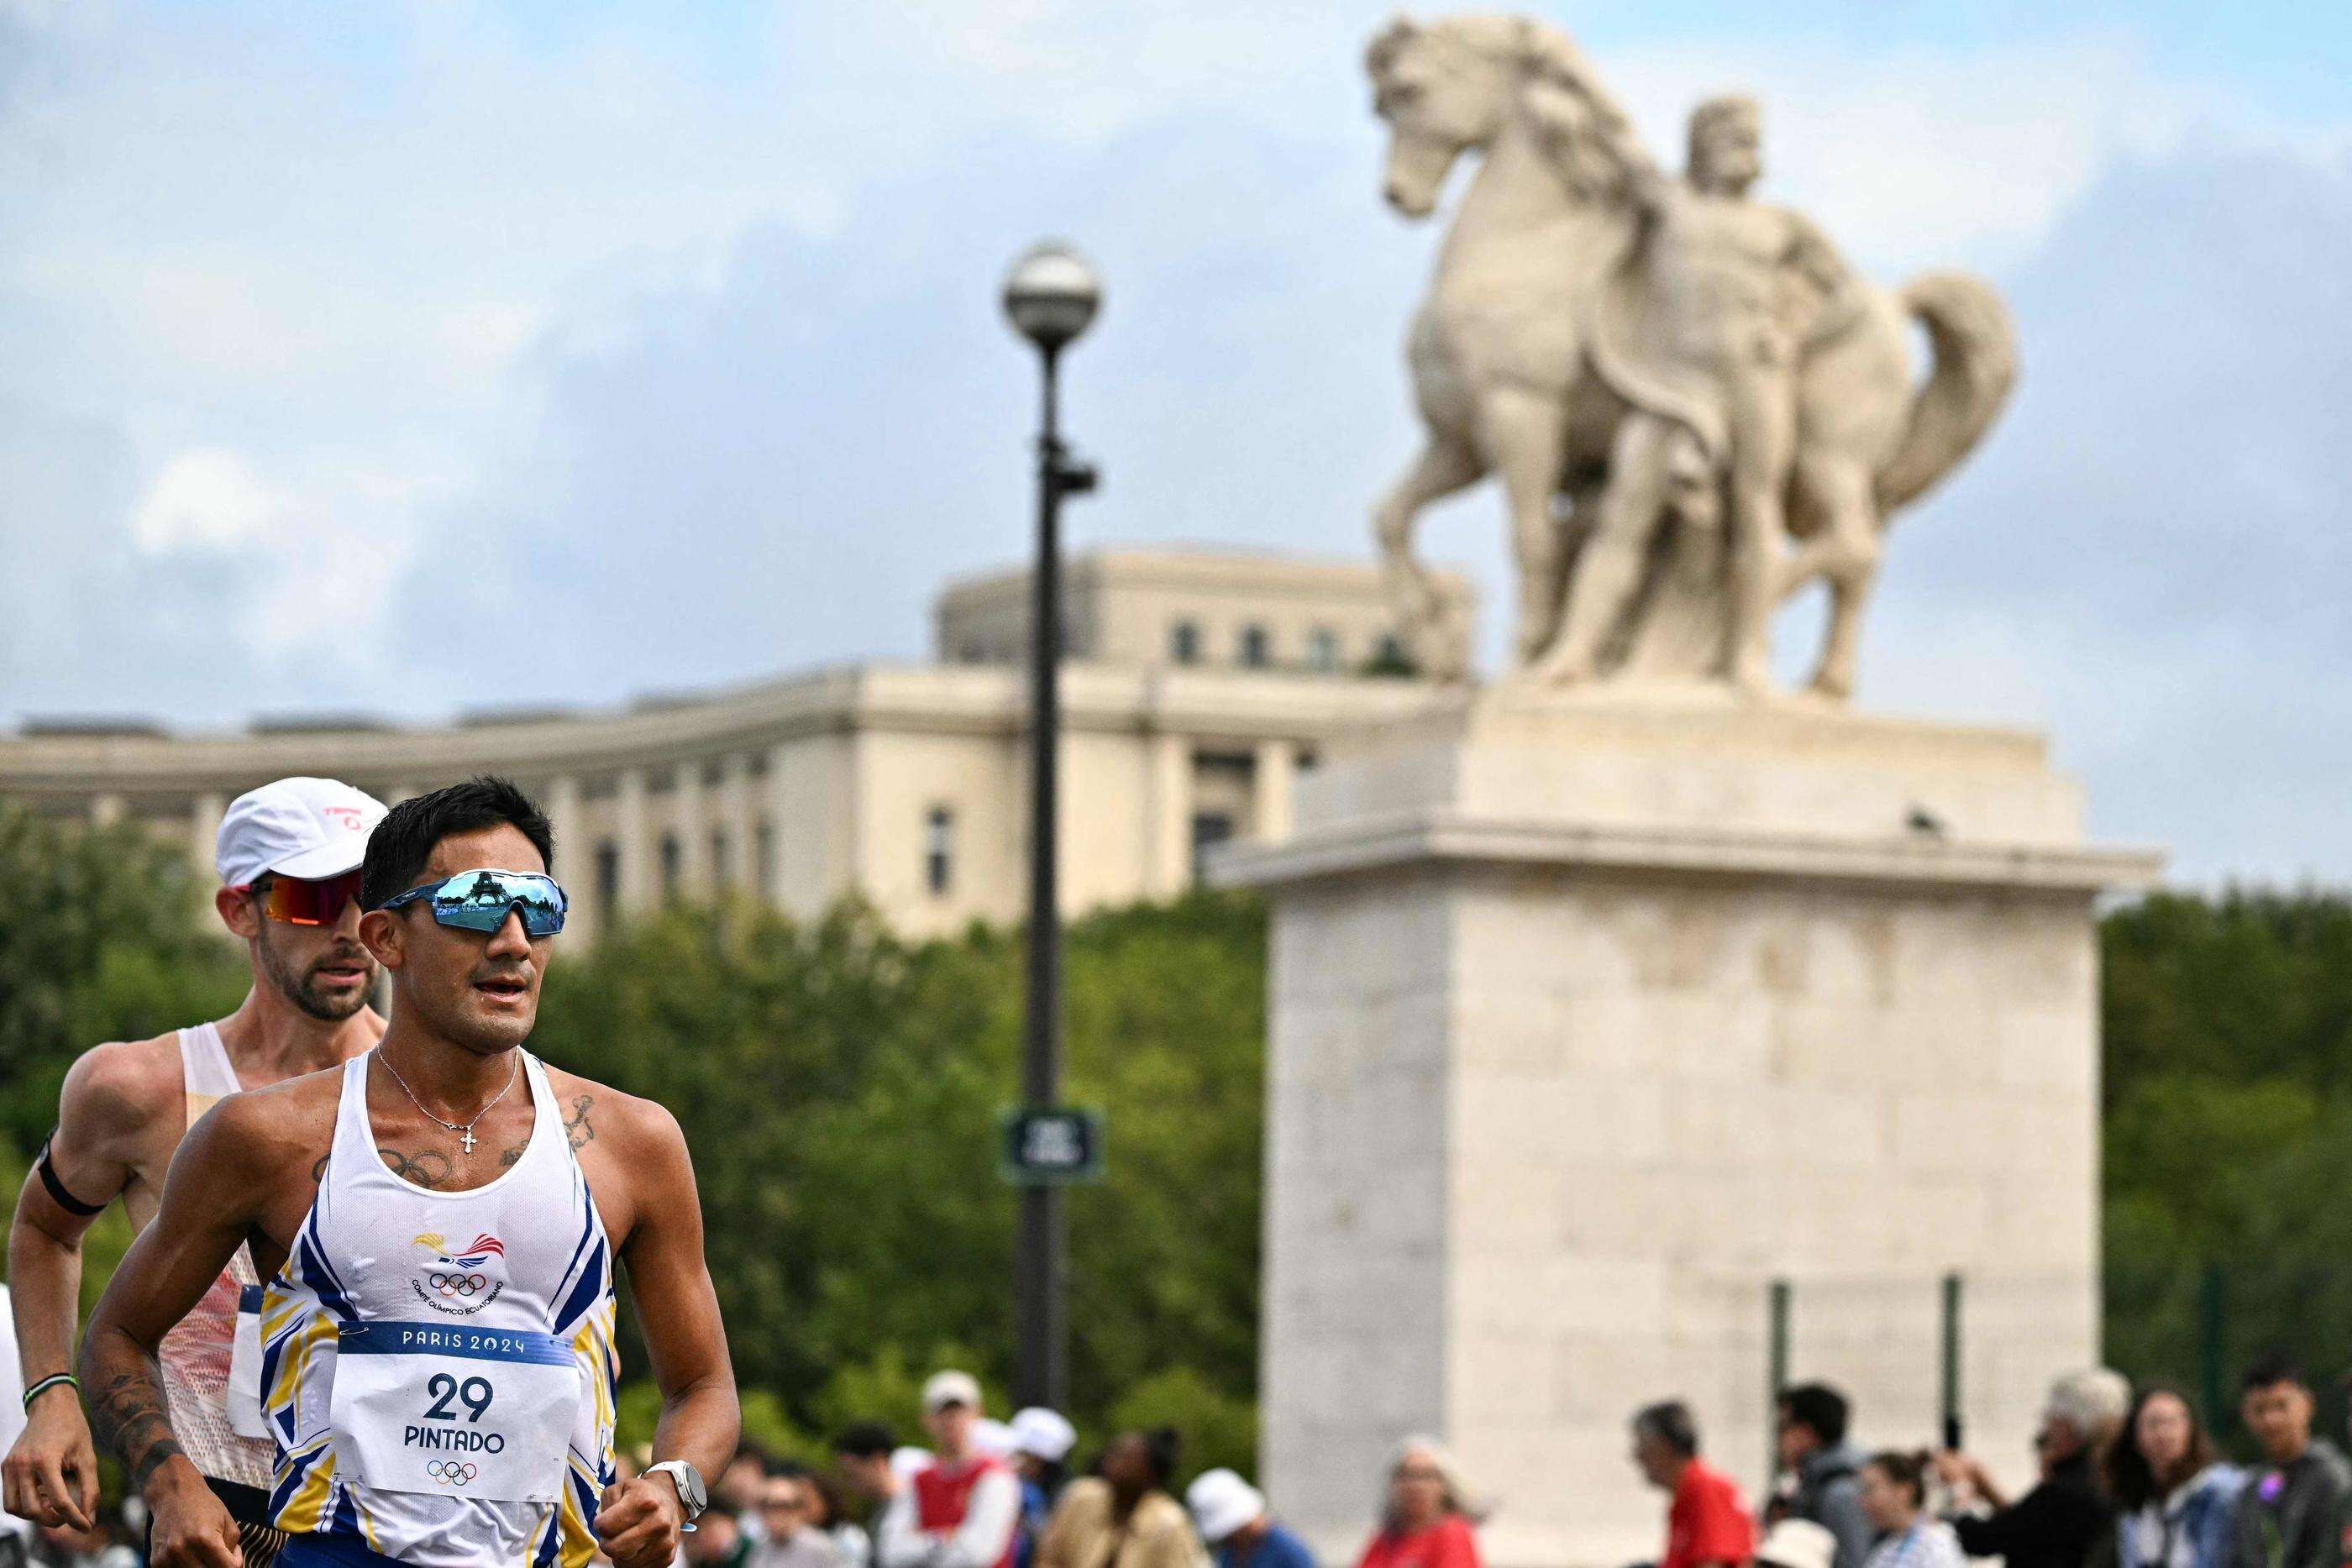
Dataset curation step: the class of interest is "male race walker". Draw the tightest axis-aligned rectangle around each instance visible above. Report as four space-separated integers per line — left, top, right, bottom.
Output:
80 776 739 1568
6 778 391 1563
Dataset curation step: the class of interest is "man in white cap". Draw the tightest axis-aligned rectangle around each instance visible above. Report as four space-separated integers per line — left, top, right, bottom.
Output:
1 776 389 1566
879 1372 1021 1568
1186 1470 1313 1568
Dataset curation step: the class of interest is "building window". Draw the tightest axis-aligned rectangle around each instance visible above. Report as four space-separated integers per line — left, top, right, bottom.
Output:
659 835 681 899
755 821 774 899
1306 627 1340 672
1240 624 1271 668
711 829 730 886
1190 812 1235 880
1171 621 1201 665
595 842 620 926
925 806 955 896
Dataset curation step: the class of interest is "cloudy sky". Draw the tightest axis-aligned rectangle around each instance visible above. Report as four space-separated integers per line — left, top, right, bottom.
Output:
0 1 2345 885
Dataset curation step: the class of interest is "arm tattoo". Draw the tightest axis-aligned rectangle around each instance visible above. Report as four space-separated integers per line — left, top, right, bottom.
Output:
499 1097 595 1167
378 1147 454 1189
87 1368 185 1491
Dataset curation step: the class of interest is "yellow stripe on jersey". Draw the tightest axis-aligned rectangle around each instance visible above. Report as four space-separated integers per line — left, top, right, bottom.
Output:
274 1440 338 1536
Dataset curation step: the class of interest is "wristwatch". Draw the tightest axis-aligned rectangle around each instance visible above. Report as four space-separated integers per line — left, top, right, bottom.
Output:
646 1460 708 1525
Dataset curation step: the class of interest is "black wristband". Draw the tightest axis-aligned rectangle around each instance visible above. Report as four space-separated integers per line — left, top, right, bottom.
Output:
35 1133 107 1217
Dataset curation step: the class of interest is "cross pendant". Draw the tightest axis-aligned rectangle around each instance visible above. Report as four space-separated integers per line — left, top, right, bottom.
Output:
460 1127 476 1155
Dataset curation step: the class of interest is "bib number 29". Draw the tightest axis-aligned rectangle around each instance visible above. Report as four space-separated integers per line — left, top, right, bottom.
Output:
424 1373 495 1423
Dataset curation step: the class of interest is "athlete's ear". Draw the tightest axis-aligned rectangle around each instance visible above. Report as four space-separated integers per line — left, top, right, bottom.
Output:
359 908 406 971
216 884 262 941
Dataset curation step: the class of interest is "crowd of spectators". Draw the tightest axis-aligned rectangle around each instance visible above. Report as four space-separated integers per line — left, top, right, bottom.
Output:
1630 1355 2352 1568
651 1349 2352 1568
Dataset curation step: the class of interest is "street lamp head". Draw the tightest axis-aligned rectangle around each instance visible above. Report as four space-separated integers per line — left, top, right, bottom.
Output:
1002 241 1103 354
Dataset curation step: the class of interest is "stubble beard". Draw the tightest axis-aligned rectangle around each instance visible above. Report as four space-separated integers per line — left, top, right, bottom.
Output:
257 931 372 1024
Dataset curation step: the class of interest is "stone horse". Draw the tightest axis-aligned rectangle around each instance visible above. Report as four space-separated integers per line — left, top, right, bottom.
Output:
1366 13 2016 697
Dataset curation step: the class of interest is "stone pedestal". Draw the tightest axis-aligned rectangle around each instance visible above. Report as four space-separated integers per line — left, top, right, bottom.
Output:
1212 688 2161 1568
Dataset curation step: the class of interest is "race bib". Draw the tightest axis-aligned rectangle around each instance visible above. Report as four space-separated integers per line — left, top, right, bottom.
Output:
328 1321 580 1503
226 1285 267 1439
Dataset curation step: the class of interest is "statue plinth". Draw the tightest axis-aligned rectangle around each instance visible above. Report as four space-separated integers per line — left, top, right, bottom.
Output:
1212 690 2159 1568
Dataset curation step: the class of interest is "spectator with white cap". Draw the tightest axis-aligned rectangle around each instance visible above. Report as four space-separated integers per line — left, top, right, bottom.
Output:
1010 1408 1079 1568
1 777 388 1568
879 1372 1021 1568
1188 1469 1313 1568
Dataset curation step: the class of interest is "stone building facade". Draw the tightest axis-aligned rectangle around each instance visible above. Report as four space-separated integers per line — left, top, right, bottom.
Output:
0 547 1472 941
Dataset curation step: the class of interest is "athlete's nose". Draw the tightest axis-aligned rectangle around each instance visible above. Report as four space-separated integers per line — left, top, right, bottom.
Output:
485 907 532 957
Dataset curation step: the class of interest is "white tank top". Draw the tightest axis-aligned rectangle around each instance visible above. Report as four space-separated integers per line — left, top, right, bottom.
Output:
260 1051 618 1568
158 1024 275 1491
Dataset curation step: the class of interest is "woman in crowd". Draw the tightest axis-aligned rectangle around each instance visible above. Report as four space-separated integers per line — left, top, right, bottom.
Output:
1038 1428 1202 1568
2104 1385 2243 1568
1354 1438 1483 1568
1859 1452 1965 1568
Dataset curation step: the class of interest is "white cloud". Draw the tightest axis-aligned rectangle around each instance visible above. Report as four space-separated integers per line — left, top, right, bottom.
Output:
132 448 280 551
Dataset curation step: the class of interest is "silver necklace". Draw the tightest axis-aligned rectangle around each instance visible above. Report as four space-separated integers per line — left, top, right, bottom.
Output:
376 1048 520 1156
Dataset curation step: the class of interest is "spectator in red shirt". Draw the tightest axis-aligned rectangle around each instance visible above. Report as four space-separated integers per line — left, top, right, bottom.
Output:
1355 1437 1484 1568
1634 1401 1757 1568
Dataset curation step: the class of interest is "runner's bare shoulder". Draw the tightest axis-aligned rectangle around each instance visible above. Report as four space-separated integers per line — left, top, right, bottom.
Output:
55 1030 186 1157
534 1064 690 1230
181 1065 346 1187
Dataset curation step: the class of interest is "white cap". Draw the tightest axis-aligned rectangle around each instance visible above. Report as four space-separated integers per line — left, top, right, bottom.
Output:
922 1370 984 1415
217 777 387 887
973 1419 1017 1459
1186 1470 1265 1544
890 1447 932 1481
1010 1408 1076 1464
1756 1521 1836 1568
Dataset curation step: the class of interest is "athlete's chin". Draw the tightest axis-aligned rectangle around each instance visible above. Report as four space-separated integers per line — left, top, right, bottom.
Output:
455 999 539 1049
293 979 373 1023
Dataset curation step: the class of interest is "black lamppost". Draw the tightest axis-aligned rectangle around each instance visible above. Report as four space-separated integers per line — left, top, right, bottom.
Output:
1001 240 1102 1412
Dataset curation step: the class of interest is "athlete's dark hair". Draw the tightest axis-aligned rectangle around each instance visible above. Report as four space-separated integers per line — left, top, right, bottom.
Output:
360 774 554 912
1777 1382 1851 1446
834 1423 896 1460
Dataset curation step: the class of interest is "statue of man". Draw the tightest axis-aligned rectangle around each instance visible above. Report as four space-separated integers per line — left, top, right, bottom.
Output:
1541 95 1860 689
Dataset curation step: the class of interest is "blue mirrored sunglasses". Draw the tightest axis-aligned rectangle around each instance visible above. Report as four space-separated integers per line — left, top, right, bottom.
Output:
377 868 567 937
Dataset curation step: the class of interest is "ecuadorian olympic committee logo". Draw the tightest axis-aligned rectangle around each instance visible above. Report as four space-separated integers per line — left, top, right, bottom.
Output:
411 1232 507 1316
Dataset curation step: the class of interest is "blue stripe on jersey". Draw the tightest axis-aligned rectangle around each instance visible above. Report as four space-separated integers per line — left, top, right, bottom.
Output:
298 1226 358 1323
551 1238 606 1337
269 1440 331 1519
330 1481 360 1539
336 1322 575 1366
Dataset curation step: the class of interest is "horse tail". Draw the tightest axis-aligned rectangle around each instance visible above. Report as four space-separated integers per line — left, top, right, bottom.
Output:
1875 272 2019 513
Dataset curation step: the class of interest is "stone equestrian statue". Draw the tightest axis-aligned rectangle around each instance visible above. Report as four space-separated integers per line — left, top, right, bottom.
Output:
1364 13 2017 699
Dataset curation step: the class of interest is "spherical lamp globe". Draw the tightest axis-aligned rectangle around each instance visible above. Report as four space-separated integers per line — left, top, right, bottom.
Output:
1001 242 1103 353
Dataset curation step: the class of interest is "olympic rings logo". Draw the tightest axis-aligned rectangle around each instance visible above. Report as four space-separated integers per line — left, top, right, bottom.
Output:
428 1272 489 1298
427 1460 479 1486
